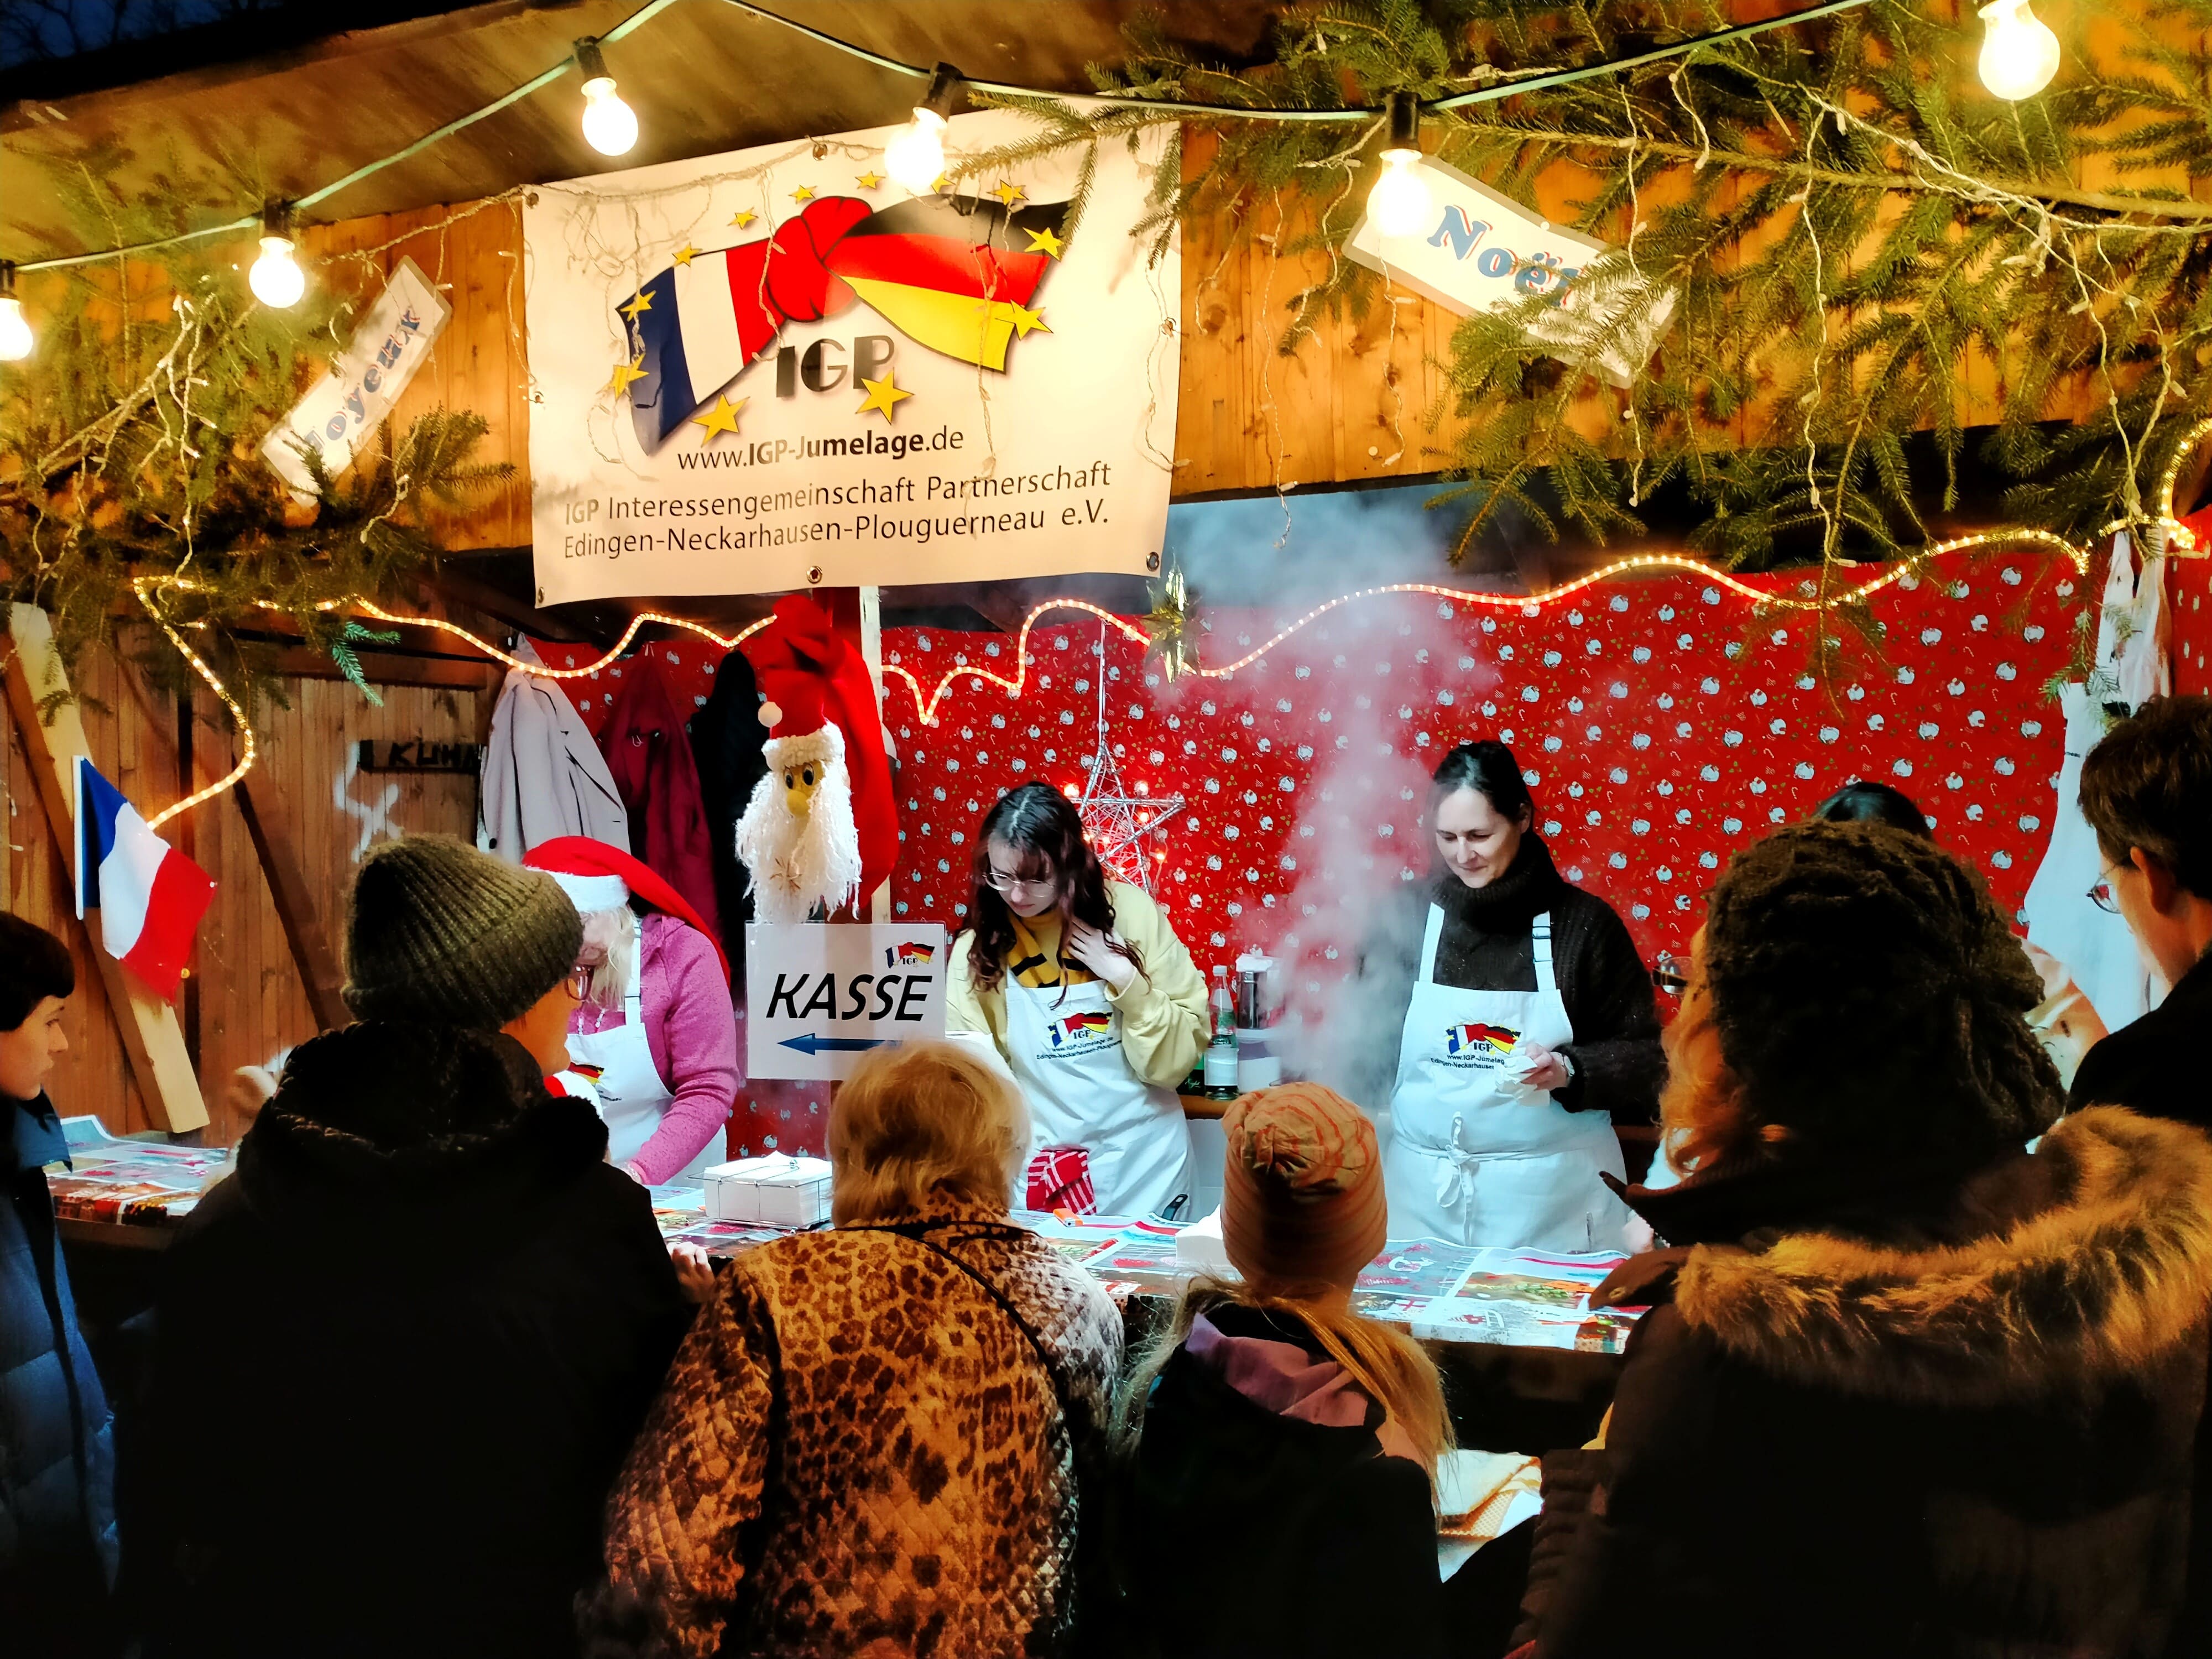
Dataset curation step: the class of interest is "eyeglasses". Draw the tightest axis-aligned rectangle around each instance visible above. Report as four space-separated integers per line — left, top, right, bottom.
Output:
565 966 594 999
1650 952 1689 995
984 867 1056 896
2088 869 2121 915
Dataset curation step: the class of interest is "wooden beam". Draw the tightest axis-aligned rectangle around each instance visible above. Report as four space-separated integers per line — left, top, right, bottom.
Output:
232 768 351 1034
2 607 210 1133
267 645 503 691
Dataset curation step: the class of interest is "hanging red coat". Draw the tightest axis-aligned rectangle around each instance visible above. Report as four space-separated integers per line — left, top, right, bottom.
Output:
746 594 899 905
596 659 724 953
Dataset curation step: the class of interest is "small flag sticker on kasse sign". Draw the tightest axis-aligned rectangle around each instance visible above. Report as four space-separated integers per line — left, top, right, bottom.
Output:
885 941 937 967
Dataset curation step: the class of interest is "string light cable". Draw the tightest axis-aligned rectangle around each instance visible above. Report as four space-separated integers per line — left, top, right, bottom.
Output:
4 0 1884 279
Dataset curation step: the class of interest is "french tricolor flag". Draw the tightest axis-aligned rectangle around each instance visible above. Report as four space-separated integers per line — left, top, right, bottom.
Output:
74 757 215 1002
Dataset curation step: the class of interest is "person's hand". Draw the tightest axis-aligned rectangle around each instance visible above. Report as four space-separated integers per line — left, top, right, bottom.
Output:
1066 920 1138 993
619 1160 649 1185
1513 1043 1572 1093
669 1242 718 1305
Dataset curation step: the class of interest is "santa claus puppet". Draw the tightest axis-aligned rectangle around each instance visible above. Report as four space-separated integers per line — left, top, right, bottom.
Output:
734 594 896 922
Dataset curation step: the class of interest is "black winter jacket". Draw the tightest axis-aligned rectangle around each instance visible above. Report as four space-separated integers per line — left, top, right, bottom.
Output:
1339 836 1663 1124
1123 1303 1496 1659
146 1024 693 1659
1521 1107 2212 1659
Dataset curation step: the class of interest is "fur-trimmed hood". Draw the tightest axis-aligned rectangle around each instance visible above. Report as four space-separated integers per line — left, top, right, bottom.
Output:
1673 1107 2212 1405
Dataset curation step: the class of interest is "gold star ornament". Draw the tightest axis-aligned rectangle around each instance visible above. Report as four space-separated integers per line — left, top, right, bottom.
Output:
1143 567 1194 683
1024 225 1067 259
691 395 746 442
990 181 1028 208
730 208 758 229
1005 301 1050 340
790 184 817 203
855 373 914 421
606 354 648 397
855 171 883 190
619 289 654 321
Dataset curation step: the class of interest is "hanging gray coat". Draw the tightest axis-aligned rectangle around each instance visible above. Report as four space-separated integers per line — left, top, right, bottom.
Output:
479 665 630 862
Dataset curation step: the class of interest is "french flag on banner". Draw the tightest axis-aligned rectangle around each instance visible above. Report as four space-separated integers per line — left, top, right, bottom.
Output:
74 757 215 1002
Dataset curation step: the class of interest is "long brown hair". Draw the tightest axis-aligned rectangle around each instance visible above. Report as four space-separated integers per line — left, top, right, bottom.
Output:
963 782 1142 993
1115 1279 1457 1504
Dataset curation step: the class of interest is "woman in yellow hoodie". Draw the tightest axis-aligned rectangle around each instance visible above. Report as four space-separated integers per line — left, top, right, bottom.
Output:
948 782 1209 1219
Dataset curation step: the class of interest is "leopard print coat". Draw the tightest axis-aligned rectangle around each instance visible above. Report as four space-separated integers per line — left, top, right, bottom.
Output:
585 1200 1123 1658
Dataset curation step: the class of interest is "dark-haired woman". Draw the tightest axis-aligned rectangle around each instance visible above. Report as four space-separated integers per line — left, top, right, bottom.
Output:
948 782 1209 1218
1349 740 1661 1251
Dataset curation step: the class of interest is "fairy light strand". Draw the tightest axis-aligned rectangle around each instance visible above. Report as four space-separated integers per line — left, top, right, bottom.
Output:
118 518 2125 826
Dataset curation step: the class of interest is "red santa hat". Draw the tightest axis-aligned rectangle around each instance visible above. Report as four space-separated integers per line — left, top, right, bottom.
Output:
744 594 899 900
523 836 731 984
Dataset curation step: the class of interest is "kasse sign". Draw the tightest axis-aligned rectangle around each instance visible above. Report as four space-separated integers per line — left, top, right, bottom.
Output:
745 922 949 1081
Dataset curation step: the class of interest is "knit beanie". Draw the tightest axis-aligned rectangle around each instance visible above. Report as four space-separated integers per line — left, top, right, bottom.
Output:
342 836 583 1029
1702 821 2062 1160
1220 1083 1389 1290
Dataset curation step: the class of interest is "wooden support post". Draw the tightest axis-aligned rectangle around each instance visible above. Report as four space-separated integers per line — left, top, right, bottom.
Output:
233 769 350 1032
3 606 210 1133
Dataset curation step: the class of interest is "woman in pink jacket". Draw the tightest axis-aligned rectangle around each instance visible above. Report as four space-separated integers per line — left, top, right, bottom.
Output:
525 838 738 1186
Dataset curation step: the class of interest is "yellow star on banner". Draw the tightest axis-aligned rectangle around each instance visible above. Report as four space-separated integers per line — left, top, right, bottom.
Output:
854 171 883 190
691 395 746 442
729 208 758 229
990 180 1027 207
670 243 700 267
1005 300 1050 340
930 173 948 194
606 354 648 396
619 289 654 321
790 184 816 202
855 372 914 421
1025 225 1067 259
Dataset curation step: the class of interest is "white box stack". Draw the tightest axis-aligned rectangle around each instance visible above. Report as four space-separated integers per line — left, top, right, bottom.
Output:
703 1155 835 1228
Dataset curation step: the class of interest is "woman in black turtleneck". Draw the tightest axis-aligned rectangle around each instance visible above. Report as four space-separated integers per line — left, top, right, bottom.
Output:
1343 741 1662 1250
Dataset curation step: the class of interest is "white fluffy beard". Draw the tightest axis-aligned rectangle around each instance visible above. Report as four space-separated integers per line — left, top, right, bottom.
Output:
734 726 864 922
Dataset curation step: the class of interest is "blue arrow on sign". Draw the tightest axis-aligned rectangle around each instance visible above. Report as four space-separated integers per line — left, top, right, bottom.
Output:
779 1034 890 1056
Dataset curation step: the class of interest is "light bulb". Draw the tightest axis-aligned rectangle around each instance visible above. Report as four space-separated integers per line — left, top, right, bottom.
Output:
885 107 948 194
248 234 305 309
0 297 30 362
581 77 638 156
1368 150 1432 239
1978 0 2060 101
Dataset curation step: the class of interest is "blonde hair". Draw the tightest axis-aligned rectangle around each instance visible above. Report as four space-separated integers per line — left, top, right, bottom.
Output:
1118 1279 1457 1502
576 906 637 1009
828 1041 1030 1224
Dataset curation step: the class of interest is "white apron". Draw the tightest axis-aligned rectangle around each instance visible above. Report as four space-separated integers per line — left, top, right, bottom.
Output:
1383 906 1635 1251
1003 973 1193 1219
570 933 724 1184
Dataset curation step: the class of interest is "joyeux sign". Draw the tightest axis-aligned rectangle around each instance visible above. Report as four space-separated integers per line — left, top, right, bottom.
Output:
262 258 451 497
1346 158 1674 387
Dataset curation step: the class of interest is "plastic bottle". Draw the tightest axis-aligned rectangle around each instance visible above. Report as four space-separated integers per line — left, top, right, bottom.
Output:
1204 966 1240 1099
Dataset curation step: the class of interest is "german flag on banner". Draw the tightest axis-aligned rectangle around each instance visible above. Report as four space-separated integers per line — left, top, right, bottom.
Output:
618 193 1066 450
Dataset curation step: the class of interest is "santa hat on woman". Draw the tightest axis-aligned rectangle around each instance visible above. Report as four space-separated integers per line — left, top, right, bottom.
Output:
523 836 731 985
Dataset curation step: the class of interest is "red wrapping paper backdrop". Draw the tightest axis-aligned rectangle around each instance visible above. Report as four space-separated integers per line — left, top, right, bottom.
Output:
530 544 2212 1157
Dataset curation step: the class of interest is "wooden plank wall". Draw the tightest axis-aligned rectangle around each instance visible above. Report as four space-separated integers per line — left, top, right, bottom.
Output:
2 638 495 1143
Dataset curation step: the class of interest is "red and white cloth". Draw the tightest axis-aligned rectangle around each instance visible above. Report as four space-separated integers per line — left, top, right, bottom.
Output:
1025 1144 1097 1215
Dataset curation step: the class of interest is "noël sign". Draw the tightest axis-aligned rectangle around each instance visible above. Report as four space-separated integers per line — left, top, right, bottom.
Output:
745 922 949 1080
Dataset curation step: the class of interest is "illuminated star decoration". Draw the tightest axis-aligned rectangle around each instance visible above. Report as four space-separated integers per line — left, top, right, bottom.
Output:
1025 225 1067 259
790 184 816 202
856 372 913 420
990 181 1028 208
606 353 648 396
1142 566 1195 683
691 395 745 442
855 171 883 190
670 243 701 267
619 289 654 321
730 208 758 229
1075 631 1182 894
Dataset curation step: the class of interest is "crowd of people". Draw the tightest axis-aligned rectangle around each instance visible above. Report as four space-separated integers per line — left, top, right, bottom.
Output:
3 693 2210 1658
